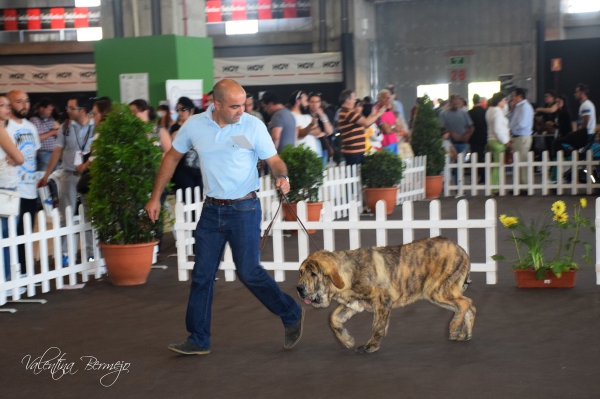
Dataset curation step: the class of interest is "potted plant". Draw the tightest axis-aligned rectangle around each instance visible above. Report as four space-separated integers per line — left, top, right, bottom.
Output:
87 103 165 285
361 149 405 214
410 96 446 198
279 144 325 234
492 199 594 288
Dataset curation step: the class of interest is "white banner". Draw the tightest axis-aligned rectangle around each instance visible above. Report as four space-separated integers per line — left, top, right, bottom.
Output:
213 52 343 86
0 64 96 93
165 79 203 113
119 73 149 104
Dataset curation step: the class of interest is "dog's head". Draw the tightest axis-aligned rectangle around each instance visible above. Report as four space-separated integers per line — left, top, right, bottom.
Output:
296 250 345 308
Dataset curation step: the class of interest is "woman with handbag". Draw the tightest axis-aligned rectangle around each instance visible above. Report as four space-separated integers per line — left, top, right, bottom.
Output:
0 94 25 281
486 92 512 195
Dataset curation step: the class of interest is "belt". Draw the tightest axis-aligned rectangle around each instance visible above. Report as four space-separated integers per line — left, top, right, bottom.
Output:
205 191 257 205
64 170 80 176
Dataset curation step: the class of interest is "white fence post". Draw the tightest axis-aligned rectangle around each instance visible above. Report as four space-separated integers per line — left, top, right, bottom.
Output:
485 199 498 284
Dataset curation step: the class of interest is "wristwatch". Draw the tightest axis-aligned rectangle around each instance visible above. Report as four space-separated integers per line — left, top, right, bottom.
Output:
277 174 289 183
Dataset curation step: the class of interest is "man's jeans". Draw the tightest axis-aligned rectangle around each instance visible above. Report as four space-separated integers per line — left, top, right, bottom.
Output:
186 196 301 348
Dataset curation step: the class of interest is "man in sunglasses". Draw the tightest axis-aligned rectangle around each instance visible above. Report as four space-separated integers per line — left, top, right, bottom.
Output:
145 79 303 356
38 95 95 266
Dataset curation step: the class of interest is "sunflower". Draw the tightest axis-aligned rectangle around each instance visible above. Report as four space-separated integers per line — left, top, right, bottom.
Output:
580 198 587 208
499 214 519 228
551 200 566 215
554 212 568 224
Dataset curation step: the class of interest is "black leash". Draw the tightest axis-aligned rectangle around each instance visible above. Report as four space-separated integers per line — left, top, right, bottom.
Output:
259 190 321 252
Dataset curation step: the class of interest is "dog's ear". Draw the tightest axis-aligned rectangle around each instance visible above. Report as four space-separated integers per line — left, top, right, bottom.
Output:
316 251 345 290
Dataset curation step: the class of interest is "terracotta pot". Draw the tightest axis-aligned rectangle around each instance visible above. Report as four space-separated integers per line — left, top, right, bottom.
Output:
99 241 158 286
425 175 444 199
282 202 323 234
363 187 398 215
514 269 577 288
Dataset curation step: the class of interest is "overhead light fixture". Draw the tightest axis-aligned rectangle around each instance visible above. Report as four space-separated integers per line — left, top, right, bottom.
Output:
77 27 103 41
225 20 258 35
75 0 101 6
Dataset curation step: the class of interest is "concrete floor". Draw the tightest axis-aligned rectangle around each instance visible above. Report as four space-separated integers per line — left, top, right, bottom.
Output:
2 195 600 399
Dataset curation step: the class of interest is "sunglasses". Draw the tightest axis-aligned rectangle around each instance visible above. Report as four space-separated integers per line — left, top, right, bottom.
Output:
295 91 304 101
308 92 322 99
176 107 190 112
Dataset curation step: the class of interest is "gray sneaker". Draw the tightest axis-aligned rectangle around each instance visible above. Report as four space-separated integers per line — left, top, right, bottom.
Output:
284 308 305 349
168 340 211 355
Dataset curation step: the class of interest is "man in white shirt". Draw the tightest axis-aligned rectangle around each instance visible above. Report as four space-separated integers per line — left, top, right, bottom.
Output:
6 90 41 271
552 83 597 157
576 83 596 136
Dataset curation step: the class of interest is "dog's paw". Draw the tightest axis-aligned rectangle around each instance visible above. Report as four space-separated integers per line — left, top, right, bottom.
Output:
449 330 460 341
356 344 379 353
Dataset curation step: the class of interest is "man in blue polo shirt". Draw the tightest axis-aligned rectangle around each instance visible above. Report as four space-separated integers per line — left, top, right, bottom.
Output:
508 88 534 187
145 79 303 355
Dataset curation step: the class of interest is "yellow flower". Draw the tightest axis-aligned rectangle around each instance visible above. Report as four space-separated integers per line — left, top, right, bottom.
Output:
551 200 566 215
554 212 568 224
580 198 587 208
499 214 519 228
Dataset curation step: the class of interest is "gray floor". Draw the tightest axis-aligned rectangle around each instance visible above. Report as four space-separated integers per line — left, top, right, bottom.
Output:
2 195 600 399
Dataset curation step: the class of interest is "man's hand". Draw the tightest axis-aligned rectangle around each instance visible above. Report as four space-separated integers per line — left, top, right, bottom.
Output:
276 176 290 195
38 173 49 187
144 198 161 223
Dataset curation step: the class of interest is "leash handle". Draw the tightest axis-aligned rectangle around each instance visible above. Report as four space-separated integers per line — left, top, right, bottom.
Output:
259 190 321 252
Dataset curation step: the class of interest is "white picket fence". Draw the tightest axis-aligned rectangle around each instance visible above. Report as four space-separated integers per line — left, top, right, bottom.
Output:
174 160 426 262
0 206 106 312
445 150 599 197
175 199 499 285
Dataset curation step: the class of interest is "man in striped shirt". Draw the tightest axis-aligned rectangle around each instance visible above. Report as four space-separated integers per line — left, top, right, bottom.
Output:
337 89 386 165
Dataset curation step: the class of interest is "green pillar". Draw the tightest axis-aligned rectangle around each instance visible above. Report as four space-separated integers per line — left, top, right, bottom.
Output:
94 35 213 106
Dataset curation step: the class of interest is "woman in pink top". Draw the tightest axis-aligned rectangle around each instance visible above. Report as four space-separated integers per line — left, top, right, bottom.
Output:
375 89 403 154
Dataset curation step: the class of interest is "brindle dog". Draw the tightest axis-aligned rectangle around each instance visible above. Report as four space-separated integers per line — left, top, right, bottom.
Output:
296 236 475 353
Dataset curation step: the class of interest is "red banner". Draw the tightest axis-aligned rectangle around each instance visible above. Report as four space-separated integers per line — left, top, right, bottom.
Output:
50 8 65 29
206 1 222 23
0 7 97 31
73 7 89 28
258 0 272 20
232 0 247 20
205 0 309 23
283 0 297 18
27 9 41 30
3 9 18 30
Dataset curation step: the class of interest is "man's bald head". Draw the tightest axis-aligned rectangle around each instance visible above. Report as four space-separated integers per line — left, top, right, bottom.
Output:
7 89 30 120
213 79 245 103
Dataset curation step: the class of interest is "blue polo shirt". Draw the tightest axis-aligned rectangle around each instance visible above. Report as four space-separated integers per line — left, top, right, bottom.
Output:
172 105 277 199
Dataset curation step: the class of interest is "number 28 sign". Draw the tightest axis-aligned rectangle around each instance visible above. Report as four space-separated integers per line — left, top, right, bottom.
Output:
450 69 466 81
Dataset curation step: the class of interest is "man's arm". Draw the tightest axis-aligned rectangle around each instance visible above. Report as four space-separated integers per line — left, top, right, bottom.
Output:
580 115 590 130
459 124 475 142
144 147 185 222
38 146 63 187
264 154 290 195
270 126 282 149
38 128 58 141
357 107 386 127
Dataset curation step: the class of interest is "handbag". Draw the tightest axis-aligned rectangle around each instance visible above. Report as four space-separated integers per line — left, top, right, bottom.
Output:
0 188 20 218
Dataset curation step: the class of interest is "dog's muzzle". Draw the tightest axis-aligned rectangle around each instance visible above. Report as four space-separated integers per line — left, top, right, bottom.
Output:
297 285 320 305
